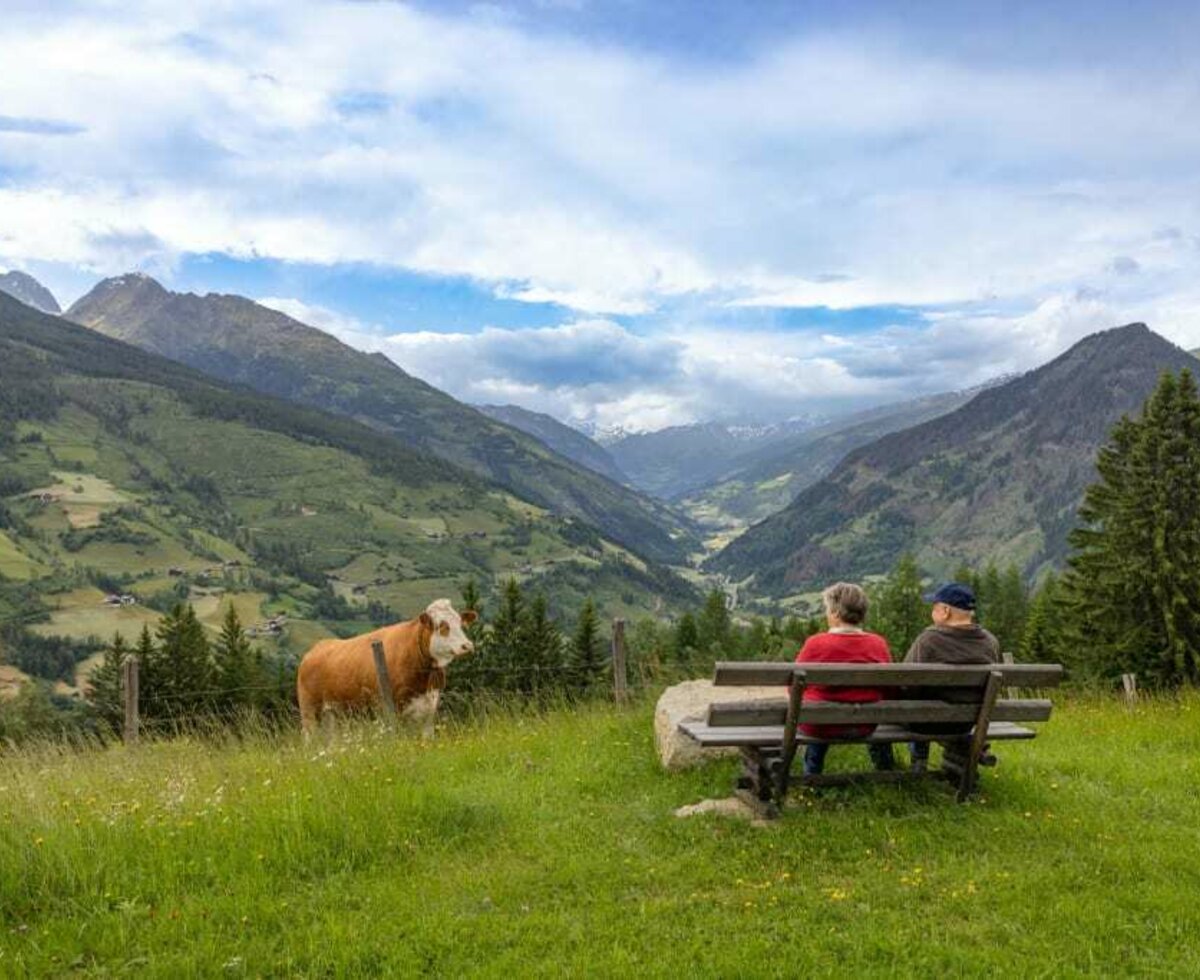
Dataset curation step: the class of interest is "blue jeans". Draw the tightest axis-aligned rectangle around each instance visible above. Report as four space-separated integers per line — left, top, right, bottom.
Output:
803 741 896 776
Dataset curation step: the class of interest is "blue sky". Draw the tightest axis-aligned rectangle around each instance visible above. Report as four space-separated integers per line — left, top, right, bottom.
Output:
2 1 1199 429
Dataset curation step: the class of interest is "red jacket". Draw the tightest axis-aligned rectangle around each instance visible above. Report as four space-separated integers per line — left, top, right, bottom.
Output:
794 630 892 738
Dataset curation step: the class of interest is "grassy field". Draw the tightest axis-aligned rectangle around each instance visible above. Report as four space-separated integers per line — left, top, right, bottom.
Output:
1 692 1198 976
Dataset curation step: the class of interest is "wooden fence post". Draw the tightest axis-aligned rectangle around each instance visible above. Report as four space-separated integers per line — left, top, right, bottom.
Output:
1121 673 1138 707
372 640 398 723
122 655 139 746
611 619 628 705
1001 651 1018 699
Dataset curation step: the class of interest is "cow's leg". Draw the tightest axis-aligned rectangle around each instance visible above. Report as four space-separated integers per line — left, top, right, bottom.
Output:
401 690 440 738
298 688 321 738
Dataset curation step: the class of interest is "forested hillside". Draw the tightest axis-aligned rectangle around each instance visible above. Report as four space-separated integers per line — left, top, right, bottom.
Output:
478 403 628 484
68 276 698 564
0 292 700 699
682 387 980 537
710 323 1199 595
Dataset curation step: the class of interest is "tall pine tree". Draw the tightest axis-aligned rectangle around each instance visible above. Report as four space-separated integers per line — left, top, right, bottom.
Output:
568 598 604 696
213 604 260 714
1019 573 1063 663
87 632 129 730
520 593 564 697
488 578 525 693
1060 369 1200 685
153 603 215 717
870 553 926 656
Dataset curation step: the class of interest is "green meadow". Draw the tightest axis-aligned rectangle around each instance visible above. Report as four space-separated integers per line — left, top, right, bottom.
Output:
2 693 1198 977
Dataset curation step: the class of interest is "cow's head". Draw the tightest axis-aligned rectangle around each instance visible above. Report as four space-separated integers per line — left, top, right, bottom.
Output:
419 598 477 666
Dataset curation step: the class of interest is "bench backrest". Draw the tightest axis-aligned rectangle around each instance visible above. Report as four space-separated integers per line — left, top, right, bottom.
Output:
713 661 1063 689
707 661 1063 728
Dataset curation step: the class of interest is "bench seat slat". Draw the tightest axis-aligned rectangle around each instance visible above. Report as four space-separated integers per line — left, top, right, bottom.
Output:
712 661 1063 688
680 720 1038 748
708 698 1052 727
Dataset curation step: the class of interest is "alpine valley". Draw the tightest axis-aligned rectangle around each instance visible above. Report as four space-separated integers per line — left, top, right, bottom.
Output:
0 289 701 698
5 266 1200 689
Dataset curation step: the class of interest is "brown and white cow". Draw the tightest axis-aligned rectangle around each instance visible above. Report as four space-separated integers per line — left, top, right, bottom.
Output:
296 598 477 736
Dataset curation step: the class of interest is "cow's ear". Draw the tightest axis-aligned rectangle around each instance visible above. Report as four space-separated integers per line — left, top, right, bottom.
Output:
461 610 478 626
419 612 434 630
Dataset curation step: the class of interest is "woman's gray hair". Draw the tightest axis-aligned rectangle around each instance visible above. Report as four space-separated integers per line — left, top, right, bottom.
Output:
822 581 869 625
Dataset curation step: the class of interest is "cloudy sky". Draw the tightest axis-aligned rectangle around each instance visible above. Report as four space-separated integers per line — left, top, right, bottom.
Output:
3 0 1200 430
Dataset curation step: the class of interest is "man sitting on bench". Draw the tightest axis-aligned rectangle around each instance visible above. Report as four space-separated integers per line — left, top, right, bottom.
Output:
904 583 1000 773
795 582 896 776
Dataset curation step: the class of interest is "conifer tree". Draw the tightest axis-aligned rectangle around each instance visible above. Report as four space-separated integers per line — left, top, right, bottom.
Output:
1019 573 1063 663
87 632 128 730
489 578 525 693
870 553 926 655
1060 369 1200 685
986 565 1029 657
129 624 159 720
697 589 732 658
520 593 564 696
213 604 259 714
673 612 700 666
154 603 215 717
568 598 604 696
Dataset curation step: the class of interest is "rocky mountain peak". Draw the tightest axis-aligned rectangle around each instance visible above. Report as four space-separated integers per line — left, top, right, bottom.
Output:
0 270 61 315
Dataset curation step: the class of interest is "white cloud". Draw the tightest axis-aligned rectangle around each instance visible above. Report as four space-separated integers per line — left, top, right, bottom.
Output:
1 1 1199 319
3 2 1200 427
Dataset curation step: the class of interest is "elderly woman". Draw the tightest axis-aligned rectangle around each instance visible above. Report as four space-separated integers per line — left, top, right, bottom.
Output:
794 581 895 776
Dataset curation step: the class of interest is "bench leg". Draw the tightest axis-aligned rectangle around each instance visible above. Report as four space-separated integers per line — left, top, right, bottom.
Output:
774 670 807 805
956 671 1002 802
735 747 780 819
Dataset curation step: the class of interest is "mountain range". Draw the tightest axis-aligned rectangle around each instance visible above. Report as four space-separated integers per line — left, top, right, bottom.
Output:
708 323 1199 596
8 267 1196 617
681 385 995 534
477 404 628 484
0 291 701 689
603 417 826 500
67 275 697 564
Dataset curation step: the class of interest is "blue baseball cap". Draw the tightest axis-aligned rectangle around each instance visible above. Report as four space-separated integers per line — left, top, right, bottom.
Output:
922 583 977 611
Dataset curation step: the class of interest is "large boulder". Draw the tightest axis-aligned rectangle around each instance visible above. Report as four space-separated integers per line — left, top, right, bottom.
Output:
654 679 782 771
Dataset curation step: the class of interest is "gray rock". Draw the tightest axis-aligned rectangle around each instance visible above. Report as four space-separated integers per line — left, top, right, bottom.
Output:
653 678 781 771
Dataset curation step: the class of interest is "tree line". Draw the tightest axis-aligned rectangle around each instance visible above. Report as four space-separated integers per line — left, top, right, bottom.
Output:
86 603 293 729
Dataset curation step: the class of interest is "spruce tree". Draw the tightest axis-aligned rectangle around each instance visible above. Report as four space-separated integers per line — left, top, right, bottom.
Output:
673 612 700 666
1060 369 1200 685
213 603 259 714
986 565 1029 657
489 578 525 693
568 598 604 696
520 593 564 697
129 624 158 721
870 553 926 655
154 603 215 717
1019 573 1063 663
87 632 128 730
697 590 732 659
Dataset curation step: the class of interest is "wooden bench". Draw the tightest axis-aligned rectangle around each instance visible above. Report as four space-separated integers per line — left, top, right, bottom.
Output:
679 661 1063 817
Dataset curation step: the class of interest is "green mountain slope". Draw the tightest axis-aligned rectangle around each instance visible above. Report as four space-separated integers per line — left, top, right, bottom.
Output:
477 404 628 484
67 276 697 563
0 293 699 683
708 323 1198 595
682 388 980 538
